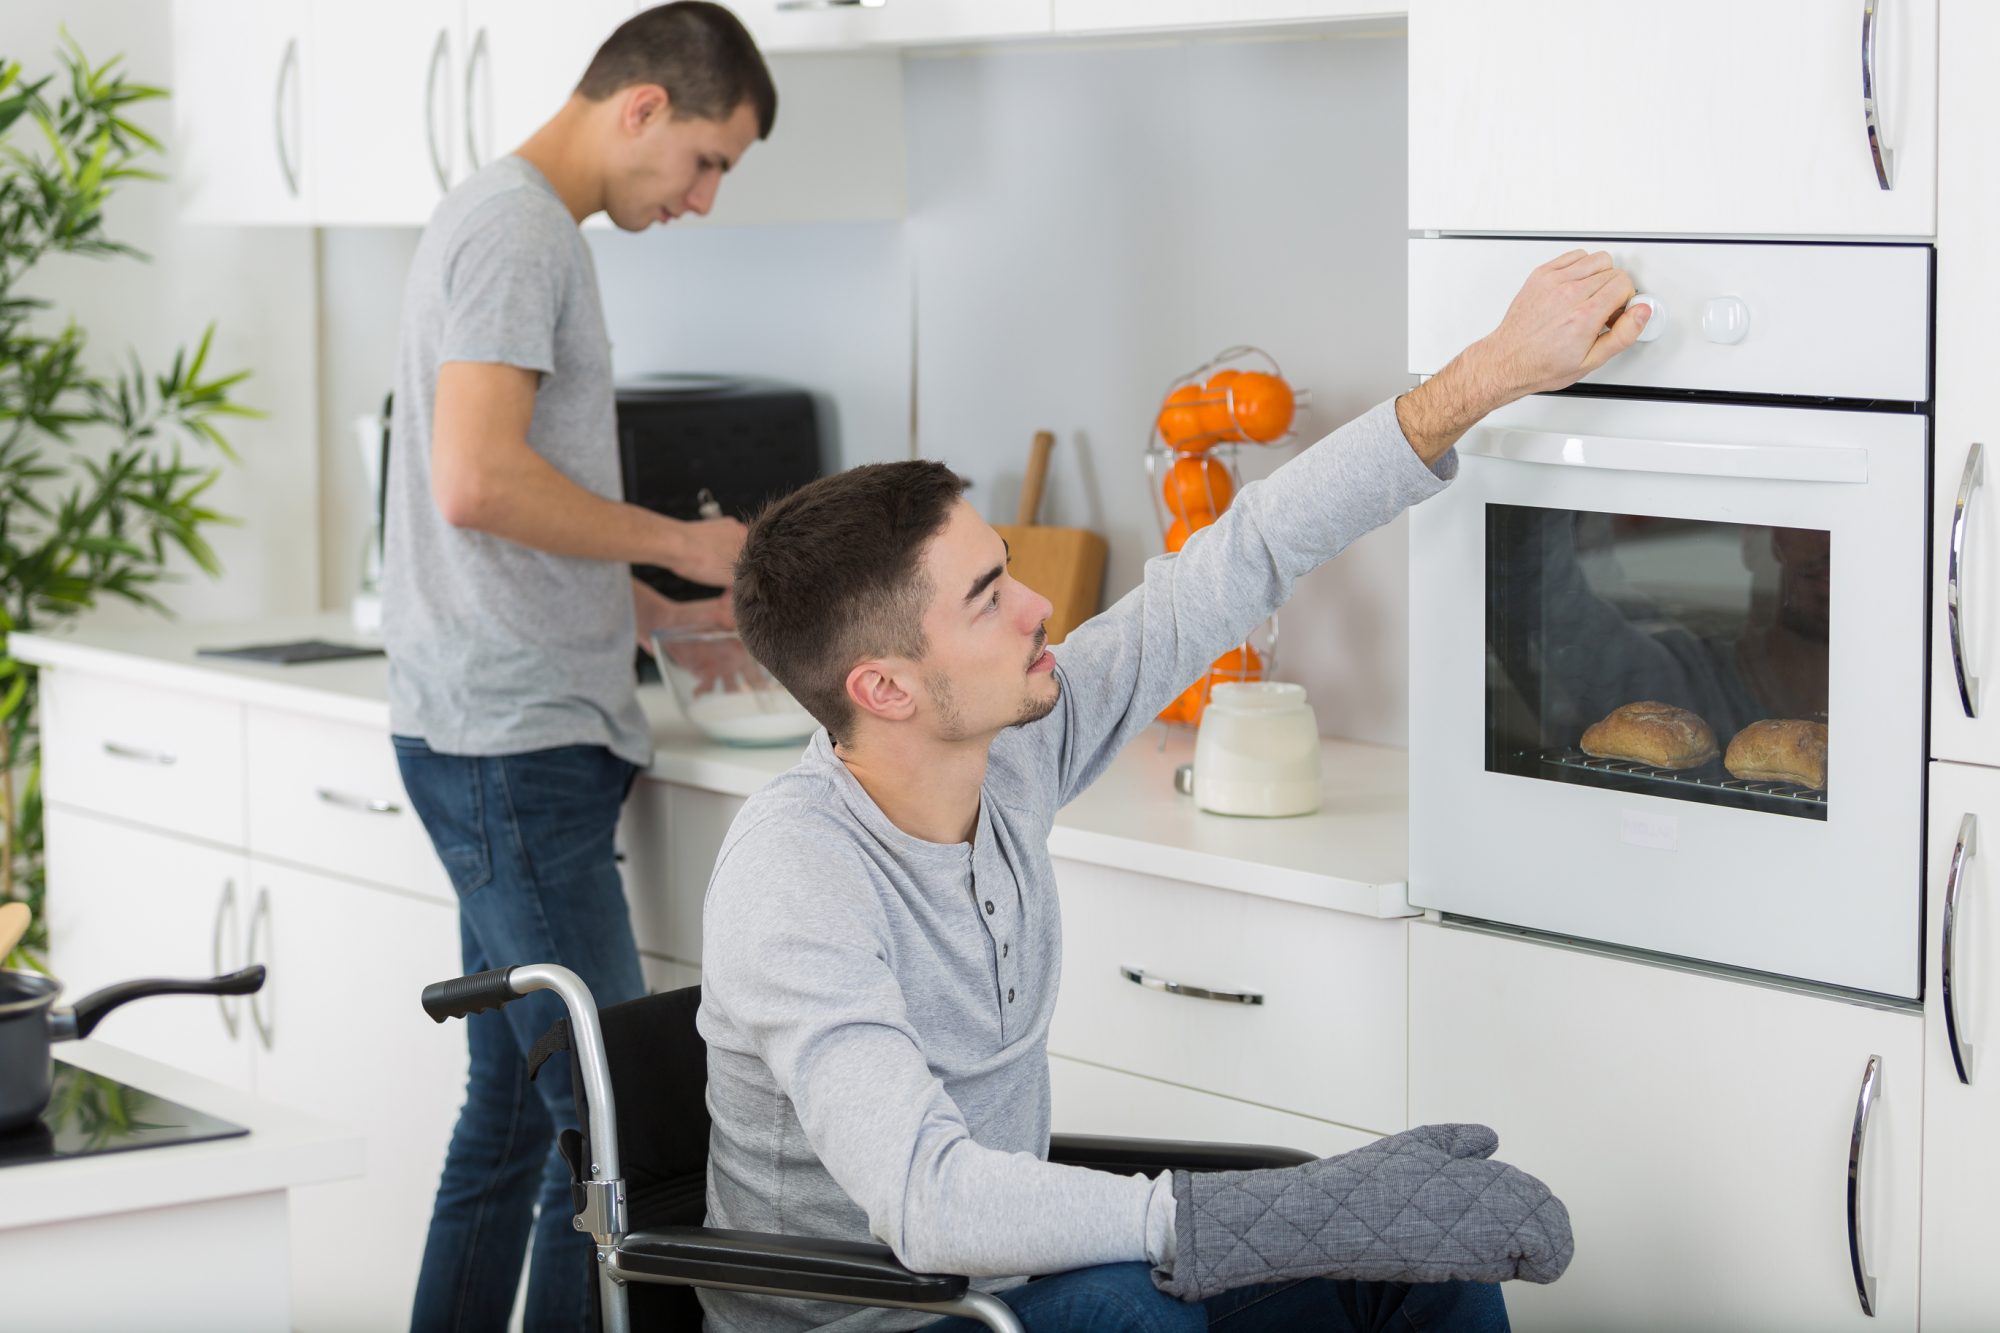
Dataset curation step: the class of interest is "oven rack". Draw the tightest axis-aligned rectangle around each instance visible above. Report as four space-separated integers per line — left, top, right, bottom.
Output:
1536 748 1828 809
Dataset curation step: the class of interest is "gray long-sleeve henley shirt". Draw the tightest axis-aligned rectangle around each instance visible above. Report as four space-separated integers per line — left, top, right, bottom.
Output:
696 399 1454 1331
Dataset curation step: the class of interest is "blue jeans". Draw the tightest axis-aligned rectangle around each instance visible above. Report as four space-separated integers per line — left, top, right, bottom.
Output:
918 1264 1509 1332
394 737 647 1333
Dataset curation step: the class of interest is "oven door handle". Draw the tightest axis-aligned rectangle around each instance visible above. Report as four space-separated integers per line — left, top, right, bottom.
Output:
1462 428 1870 485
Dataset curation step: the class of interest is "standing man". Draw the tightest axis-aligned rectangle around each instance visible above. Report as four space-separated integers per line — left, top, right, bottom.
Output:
382 6 776 1329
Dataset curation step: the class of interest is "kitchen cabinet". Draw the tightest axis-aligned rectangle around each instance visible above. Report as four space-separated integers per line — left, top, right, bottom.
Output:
41 808 255 1094
309 0 468 225
621 778 742 966
170 0 314 224
248 859 464 1333
1049 858 1406 1133
732 0 1051 54
1053 1 1399 34
1920 761 2000 1329
1407 0 1939 237
1931 0 2000 768
1048 1055 1377 1158
1410 921 1923 1332
463 0 638 172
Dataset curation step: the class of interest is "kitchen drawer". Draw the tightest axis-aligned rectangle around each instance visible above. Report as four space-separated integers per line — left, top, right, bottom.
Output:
1049 859 1406 1133
621 780 744 963
246 708 451 902
40 670 246 847
1050 1055 1373 1159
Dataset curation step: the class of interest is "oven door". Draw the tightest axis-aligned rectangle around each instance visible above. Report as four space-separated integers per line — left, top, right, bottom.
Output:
1408 392 1926 998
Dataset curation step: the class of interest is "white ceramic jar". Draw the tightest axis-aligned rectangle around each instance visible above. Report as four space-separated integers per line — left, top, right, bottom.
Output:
1190 681 1322 817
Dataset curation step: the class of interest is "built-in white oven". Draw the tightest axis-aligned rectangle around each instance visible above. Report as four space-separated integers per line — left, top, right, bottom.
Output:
1406 239 1932 999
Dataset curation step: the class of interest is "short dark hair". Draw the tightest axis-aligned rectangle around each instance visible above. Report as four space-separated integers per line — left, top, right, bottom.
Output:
578 2 777 139
735 462 973 742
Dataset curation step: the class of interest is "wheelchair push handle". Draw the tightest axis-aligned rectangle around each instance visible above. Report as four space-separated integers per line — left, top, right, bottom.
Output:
421 966 521 1023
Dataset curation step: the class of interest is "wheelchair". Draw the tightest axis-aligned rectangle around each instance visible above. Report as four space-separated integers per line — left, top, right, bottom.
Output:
422 963 1314 1332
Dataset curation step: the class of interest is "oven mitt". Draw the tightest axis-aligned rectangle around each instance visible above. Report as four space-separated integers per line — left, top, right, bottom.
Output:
1152 1123 1573 1301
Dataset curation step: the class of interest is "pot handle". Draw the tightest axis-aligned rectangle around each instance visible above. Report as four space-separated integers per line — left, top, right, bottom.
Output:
51 965 268 1042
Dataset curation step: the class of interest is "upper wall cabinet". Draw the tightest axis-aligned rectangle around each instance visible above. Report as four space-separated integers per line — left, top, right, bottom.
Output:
464 1 640 171
172 1 314 224
1408 0 1938 237
731 0 1051 52
1053 1 1401 35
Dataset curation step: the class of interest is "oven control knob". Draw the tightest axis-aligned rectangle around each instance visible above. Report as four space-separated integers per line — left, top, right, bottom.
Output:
1701 295 1751 345
1627 294 1664 342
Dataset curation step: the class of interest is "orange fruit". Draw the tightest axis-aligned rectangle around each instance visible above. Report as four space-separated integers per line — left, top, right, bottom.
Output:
1162 456 1235 524
1163 507 1217 553
1210 644 1264 683
1156 384 1217 451
1222 370 1295 443
1157 679 1204 725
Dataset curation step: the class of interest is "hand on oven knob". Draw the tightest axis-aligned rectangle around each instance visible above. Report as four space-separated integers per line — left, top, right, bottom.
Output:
1625 294 1664 343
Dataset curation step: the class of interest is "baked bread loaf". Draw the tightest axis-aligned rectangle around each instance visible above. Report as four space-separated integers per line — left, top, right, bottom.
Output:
1724 719 1828 789
1579 702 1719 770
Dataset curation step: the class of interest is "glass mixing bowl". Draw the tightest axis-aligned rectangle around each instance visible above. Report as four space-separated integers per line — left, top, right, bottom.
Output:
648 628 818 748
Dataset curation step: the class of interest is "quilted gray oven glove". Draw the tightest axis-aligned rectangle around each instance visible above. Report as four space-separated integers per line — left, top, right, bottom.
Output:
1152 1122 1573 1301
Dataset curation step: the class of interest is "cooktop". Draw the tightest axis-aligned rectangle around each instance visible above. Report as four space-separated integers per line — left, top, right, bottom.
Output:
0 1059 248 1169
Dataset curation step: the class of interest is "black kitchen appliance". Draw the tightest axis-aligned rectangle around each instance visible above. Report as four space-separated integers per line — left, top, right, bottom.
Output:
0 1060 249 1169
616 373 822 601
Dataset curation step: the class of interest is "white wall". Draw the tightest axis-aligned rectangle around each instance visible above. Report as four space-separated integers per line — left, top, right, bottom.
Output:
3 1 319 628
907 30 1414 744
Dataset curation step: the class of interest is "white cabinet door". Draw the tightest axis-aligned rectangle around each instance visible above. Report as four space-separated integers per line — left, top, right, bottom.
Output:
171 0 313 223
1055 1 1398 33
1410 922 1922 1332
41 809 254 1093
1408 0 1938 237
621 780 743 964
1049 1055 1376 1158
1920 761 2000 1329
310 0 467 225
463 0 637 171
735 0 1050 53
1931 0 2000 767
247 859 466 1333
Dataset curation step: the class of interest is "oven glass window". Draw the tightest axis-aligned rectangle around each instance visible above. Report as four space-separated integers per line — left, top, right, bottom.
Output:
1486 506 1829 821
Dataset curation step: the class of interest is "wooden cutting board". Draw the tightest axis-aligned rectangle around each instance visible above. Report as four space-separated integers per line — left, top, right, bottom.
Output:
992 430 1107 644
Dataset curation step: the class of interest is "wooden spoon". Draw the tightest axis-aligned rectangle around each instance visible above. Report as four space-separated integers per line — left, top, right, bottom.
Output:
0 901 30 963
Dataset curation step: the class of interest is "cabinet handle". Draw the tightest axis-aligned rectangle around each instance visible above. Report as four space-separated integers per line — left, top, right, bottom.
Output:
273 35 301 198
777 0 887 9
1846 1053 1882 1317
315 786 402 816
102 741 176 766
1944 813 1977 1085
248 887 275 1052
1950 442 1984 718
1120 965 1263 1006
213 879 241 1040
424 27 452 193
463 26 489 172
1861 0 1895 190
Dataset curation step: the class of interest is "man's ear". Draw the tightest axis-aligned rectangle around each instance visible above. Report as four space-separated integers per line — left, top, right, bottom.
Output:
621 83 670 133
846 659 917 726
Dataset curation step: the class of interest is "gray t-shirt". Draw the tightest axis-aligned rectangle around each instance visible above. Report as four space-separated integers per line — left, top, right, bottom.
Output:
384 155 651 767
696 400 1455 1332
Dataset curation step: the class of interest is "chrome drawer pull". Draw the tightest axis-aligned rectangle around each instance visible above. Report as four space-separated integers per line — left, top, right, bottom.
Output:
1121 966 1263 1006
272 35 300 198
315 787 402 816
423 27 452 193
1861 0 1895 191
1950 442 1984 718
1944 813 1977 1084
102 741 176 766
1847 1054 1882 1317
248 887 274 1052
213 879 241 1040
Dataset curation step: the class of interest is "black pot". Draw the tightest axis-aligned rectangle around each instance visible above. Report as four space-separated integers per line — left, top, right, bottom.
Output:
0 965 266 1134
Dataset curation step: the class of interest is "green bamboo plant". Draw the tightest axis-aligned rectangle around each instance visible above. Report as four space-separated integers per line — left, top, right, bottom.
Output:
1 36 258 969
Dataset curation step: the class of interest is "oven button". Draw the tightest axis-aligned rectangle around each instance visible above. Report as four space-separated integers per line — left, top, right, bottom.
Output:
1701 295 1751 345
1627 293 1665 342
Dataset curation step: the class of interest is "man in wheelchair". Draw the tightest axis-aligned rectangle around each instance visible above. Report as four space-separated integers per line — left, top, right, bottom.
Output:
697 253 1646 1332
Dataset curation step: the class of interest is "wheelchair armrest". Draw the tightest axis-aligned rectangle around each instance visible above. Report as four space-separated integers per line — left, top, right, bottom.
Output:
610 1226 970 1305
1048 1132 1315 1176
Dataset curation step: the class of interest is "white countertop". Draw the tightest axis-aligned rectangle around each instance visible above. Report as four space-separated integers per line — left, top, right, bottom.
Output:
11 613 1414 917
0 1040 363 1231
